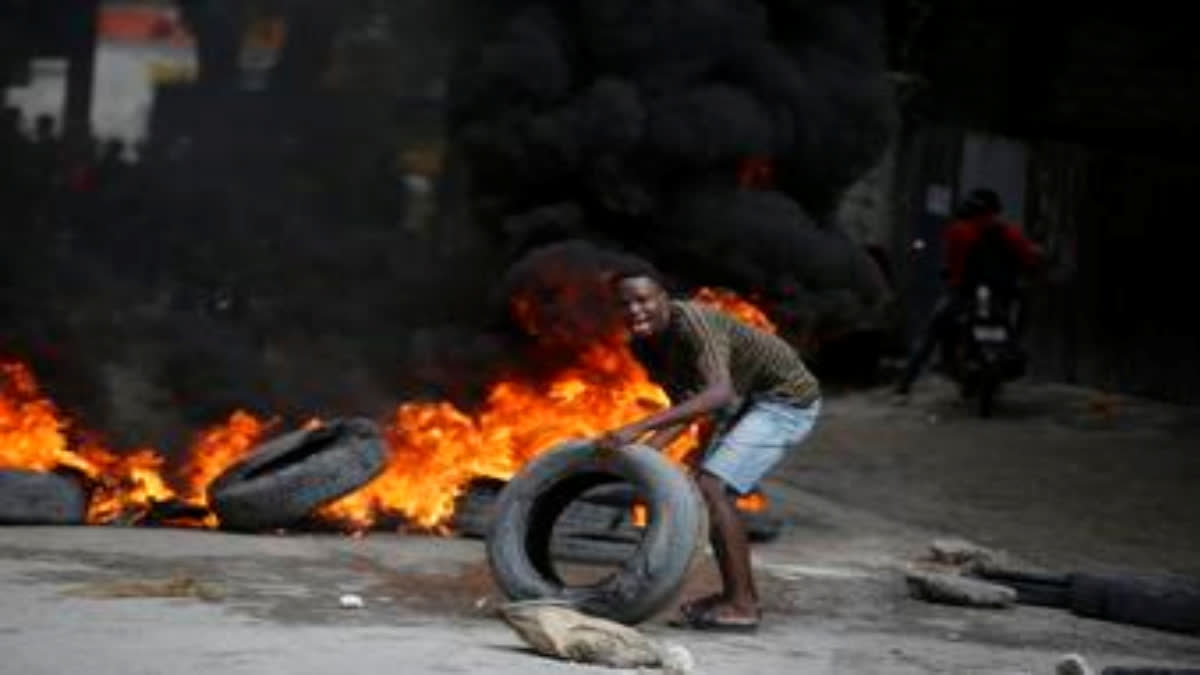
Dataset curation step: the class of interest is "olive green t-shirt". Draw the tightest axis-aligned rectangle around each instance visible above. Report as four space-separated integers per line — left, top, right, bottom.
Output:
629 300 820 413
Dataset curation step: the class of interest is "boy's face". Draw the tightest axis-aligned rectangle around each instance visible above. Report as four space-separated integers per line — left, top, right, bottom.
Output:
616 276 671 338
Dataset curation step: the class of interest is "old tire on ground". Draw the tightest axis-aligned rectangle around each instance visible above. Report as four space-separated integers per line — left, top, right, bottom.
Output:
973 568 1071 608
487 441 708 625
0 470 88 525
1069 572 1200 635
208 417 387 532
452 478 506 538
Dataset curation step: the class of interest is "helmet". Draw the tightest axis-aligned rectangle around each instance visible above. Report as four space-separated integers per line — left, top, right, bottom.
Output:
955 188 1002 219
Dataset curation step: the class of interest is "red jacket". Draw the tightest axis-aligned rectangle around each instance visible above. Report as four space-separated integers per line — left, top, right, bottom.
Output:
942 216 1040 287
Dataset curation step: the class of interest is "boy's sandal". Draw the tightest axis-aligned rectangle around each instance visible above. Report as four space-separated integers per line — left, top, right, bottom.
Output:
673 603 760 633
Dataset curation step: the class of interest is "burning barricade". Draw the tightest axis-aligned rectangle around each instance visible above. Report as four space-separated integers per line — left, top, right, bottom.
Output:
0 288 780 539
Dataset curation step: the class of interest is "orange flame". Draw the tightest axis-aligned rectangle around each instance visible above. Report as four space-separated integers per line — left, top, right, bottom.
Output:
83 447 176 523
0 361 96 477
1 360 180 522
177 410 273 506
735 491 768 513
693 287 776 333
319 340 698 530
0 286 773 531
631 502 648 528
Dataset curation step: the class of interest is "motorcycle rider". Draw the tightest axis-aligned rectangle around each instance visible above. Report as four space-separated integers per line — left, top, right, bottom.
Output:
893 188 1042 401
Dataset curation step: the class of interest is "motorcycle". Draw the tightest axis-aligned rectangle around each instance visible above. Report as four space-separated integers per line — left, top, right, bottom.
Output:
949 283 1027 417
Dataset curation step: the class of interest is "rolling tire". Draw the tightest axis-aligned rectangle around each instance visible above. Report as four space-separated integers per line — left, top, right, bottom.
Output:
486 441 708 625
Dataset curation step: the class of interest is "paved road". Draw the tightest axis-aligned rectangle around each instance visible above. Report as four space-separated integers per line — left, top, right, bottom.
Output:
2 379 1198 674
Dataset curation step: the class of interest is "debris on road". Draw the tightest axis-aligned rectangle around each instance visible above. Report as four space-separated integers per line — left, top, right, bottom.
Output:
1054 652 1200 675
905 539 1018 608
927 538 1011 573
65 574 223 602
911 539 1200 636
905 569 1017 608
499 599 693 672
339 593 365 609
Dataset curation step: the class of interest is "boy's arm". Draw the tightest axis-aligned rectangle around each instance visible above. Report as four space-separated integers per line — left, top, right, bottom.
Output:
644 422 689 450
597 306 734 449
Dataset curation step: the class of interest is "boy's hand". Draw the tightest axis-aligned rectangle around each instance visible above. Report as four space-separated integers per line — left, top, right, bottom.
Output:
595 427 639 454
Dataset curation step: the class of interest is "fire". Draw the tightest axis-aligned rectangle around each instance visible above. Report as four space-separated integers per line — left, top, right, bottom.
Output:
632 502 648 528
320 340 698 530
1 360 180 522
83 447 176 523
693 287 776 333
0 361 95 477
0 286 775 532
320 286 768 531
736 491 768 513
177 411 273 506
0 360 276 525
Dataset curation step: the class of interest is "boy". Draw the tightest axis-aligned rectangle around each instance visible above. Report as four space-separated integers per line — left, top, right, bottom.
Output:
596 263 821 631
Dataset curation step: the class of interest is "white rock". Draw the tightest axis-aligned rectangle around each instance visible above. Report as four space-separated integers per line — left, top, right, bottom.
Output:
1055 654 1093 675
339 593 365 609
660 643 695 675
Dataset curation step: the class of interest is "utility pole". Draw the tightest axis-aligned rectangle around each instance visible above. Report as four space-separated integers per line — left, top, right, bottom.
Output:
62 0 99 147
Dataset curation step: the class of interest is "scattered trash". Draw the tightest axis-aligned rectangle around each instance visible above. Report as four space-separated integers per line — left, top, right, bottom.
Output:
500 599 692 671
906 539 1018 608
339 593 365 609
911 539 1200 636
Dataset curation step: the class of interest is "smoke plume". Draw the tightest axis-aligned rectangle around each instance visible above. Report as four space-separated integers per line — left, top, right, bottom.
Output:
448 0 898 337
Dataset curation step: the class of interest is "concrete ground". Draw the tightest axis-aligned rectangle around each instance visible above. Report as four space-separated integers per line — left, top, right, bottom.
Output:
2 377 1199 674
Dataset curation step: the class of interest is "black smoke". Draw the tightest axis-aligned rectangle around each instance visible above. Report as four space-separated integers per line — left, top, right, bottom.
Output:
448 0 898 340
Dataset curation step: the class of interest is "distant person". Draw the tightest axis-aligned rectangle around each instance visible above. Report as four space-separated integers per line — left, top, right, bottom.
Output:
30 114 62 186
0 107 27 189
0 106 20 146
97 138 131 184
893 188 1042 399
596 260 821 632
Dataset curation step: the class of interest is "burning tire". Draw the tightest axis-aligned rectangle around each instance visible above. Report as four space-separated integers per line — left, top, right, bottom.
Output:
0 469 88 525
486 441 707 625
207 417 387 532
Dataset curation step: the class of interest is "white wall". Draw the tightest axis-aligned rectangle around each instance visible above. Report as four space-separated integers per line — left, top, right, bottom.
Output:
4 42 194 154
